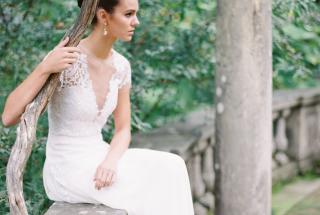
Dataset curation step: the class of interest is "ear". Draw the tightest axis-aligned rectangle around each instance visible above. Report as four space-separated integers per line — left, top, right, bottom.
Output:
96 8 110 25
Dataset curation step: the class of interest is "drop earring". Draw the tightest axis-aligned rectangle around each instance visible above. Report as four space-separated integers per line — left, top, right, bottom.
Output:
103 23 108 36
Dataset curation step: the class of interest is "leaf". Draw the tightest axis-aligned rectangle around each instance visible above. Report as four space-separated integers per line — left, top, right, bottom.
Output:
282 24 318 40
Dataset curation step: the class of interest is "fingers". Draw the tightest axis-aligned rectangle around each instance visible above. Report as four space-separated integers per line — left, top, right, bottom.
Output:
63 52 80 61
100 171 108 187
94 168 103 183
61 47 82 54
56 36 69 48
64 59 77 65
63 54 79 61
107 173 115 186
103 171 114 187
54 37 81 54
94 168 116 190
59 48 81 66
94 168 105 190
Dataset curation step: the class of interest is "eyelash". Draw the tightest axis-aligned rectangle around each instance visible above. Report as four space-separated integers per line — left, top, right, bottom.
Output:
125 12 139 17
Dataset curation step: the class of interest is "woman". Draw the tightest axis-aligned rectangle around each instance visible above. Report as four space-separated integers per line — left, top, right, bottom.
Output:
1 0 195 214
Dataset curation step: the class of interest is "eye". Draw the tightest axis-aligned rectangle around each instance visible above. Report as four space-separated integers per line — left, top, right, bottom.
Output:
125 12 132 17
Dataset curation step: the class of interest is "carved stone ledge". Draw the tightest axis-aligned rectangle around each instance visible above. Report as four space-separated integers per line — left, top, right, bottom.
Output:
44 202 127 215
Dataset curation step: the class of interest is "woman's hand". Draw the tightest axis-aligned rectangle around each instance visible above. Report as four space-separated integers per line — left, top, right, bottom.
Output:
40 37 81 75
93 158 118 190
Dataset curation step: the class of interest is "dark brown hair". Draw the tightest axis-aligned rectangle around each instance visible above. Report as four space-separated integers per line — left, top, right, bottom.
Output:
77 0 120 25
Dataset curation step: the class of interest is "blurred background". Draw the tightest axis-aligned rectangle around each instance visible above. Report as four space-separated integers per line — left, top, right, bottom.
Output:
0 0 319 214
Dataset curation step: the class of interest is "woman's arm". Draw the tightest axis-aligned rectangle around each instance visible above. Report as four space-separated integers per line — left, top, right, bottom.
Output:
1 63 51 127
1 37 81 127
105 86 132 162
94 85 132 190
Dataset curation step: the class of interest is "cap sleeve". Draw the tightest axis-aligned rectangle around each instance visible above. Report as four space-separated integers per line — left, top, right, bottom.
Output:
118 59 132 90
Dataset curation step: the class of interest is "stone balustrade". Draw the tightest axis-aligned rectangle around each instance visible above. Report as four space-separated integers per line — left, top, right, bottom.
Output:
272 88 320 183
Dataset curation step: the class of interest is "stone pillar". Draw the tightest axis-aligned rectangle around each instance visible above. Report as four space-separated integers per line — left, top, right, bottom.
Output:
214 0 272 214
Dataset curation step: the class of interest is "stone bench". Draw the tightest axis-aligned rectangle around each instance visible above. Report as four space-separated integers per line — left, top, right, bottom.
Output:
44 202 127 215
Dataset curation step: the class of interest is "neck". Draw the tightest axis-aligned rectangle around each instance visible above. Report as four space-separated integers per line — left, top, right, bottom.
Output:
79 27 117 60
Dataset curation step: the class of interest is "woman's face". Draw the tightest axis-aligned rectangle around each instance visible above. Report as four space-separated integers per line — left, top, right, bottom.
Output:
105 0 140 41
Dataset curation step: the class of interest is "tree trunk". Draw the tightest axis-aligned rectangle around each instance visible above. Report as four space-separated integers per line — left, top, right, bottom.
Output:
214 0 272 214
6 1 99 214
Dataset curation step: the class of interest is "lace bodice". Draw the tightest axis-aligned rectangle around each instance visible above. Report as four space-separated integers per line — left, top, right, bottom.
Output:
47 49 131 137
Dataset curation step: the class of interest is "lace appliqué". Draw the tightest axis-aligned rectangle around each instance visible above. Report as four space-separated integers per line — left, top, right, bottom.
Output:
58 53 90 91
117 58 132 89
58 51 131 91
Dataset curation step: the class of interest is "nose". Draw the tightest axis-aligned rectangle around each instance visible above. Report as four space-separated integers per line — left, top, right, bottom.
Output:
133 15 140 27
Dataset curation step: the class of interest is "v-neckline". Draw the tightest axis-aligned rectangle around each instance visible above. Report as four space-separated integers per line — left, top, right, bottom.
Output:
81 49 117 116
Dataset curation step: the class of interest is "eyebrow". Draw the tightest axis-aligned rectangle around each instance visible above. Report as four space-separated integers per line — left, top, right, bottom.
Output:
124 9 139 13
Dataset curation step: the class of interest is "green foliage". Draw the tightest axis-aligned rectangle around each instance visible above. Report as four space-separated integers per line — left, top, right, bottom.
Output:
125 0 215 129
272 0 320 89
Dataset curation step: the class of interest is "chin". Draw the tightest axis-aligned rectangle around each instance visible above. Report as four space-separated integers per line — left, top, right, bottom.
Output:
125 37 133 42
119 36 133 42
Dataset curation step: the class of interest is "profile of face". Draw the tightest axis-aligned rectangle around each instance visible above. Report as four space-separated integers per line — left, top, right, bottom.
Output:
95 0 140 42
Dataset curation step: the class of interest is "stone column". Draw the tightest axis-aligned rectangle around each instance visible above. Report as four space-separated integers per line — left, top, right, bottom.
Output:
214 0 272 214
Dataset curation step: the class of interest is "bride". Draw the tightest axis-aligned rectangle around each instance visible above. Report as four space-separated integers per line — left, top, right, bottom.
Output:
1 0 195 214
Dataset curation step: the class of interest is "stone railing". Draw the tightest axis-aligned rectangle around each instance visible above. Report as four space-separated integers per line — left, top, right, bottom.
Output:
272 88 320 183
131 88 320 215
44 88 320 215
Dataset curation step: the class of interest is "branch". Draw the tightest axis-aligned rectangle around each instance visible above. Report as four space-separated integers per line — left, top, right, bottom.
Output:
5 1 99 214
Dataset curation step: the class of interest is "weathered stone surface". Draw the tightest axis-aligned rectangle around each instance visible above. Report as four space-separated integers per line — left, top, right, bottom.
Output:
272 159 278 170
273 88 320 111
298 158 314 173
272 162 298 184
273 111 280 120
44 202 127 215
131 132 195 160
312 104 320 158
272 139 277 154
306 105 320 159
274 152 290 166
175 107 214 134
275 116 288 151
287 107 310 161
187 154 206 199
192 139 209 154
197 125 214 142
209 136 215 146
202 146 215 192
198 192 215 209
193 202 208 215
282 109 291 118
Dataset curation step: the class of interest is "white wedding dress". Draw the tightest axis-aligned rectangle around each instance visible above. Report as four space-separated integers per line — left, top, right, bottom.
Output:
42 48 195 215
